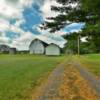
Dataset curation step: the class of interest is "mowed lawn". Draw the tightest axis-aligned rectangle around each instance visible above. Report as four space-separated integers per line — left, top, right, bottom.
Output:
0 54 65 100
78 54 100 77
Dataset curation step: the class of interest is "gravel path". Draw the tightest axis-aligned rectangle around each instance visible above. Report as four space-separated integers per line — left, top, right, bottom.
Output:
32 59 68 100
31 58 100 100
72 61 100 97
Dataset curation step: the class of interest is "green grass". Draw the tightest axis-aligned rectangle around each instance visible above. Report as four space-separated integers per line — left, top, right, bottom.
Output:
78 54 100 76
0 54 65 100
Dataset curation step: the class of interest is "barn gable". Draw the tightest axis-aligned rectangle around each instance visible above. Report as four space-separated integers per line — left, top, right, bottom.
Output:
46 43 60 56
29 39 48 54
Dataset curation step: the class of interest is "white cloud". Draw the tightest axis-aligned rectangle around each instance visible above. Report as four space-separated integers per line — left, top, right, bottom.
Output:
0 0 34 19
11 32 36 50
0 15 35 50
0 18 9 32
0 36 10 45
0 0 21 19
55 31 67 36
0 18 25 36
10 25 24 34
0 0 68 50
0 0 35 48
0 0 34 42
41 0 61 20
20 0 33 7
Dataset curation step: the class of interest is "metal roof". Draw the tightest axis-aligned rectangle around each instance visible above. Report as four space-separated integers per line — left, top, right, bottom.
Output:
31 33 67 48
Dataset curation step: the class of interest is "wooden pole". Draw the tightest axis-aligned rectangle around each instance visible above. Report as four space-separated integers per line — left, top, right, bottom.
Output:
78 34 80 55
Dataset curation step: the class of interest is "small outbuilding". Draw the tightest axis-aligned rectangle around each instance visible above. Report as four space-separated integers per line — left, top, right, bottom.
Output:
9 48 17 54
46 43 60 56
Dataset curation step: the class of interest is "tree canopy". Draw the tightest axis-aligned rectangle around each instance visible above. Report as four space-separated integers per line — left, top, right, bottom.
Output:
41 0 100 53
42 0 100 31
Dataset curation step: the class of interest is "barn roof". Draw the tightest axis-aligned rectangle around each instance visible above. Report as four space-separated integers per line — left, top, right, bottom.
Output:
31 33 67 48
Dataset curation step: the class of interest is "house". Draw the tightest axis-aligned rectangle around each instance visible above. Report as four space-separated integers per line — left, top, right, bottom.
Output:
29 34 67 55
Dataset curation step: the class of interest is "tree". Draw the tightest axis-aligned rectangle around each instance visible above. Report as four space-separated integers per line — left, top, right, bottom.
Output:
41 0 100 53
42 0 100 31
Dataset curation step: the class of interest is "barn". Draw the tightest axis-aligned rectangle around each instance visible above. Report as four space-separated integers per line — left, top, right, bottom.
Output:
46 43 60 56
29 34 67 55
29 39 48 54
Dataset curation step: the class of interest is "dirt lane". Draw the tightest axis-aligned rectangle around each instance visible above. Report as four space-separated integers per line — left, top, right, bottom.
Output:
72 61 100 97
59 64 99 100
30 59 99 100
31 59 68 100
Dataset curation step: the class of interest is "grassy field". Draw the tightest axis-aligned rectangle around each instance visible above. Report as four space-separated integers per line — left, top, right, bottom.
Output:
78 54 100 77
0 54 65 100
0 54 99 100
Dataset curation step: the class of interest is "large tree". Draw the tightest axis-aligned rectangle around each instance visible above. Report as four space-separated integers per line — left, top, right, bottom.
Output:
42 0 100 31
41 0 100 53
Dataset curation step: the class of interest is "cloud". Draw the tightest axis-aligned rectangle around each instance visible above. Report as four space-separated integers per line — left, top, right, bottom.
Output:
0 36 10 44
0 18 10 32
0 0 86 50
0 0 35 49
41 0 61 20
0 0 34 19
11 32 36 50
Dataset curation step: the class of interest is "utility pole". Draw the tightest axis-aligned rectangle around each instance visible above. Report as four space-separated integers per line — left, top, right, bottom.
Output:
78 34 80 55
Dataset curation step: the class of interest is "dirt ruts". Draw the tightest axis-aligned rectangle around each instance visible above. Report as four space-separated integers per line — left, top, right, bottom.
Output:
30 59 99 100
31 59 68 100
73 61 100 97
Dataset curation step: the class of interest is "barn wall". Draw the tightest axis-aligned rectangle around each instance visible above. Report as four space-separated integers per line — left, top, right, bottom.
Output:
30 40 45 54
46 44 60 56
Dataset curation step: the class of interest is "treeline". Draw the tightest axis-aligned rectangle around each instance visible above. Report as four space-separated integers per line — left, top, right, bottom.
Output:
63 33 99 54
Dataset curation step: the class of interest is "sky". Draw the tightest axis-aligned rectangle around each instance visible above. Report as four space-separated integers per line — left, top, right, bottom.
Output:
0 0 84 50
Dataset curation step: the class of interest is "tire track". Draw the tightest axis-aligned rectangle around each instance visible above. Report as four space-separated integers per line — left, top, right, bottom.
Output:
72 61 100 97
31 59 69 100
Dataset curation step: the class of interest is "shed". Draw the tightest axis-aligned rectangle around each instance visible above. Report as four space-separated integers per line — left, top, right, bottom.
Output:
46 43 60 56
9 48 17 54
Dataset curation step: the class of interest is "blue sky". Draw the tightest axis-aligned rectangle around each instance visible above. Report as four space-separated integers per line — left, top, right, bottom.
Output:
0 0 84 50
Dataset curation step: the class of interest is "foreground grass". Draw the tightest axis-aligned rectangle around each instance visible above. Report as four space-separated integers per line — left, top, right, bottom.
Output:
0 54 65 100
77 54 100 77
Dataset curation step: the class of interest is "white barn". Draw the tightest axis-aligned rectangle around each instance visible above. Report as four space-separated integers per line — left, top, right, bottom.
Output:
29 34 67 55
46 43 60 56
29 39 47 54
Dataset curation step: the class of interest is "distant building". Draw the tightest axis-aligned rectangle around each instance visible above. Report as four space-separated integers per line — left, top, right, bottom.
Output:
9 48 17 54
0 44 17 54
29 34 67 55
